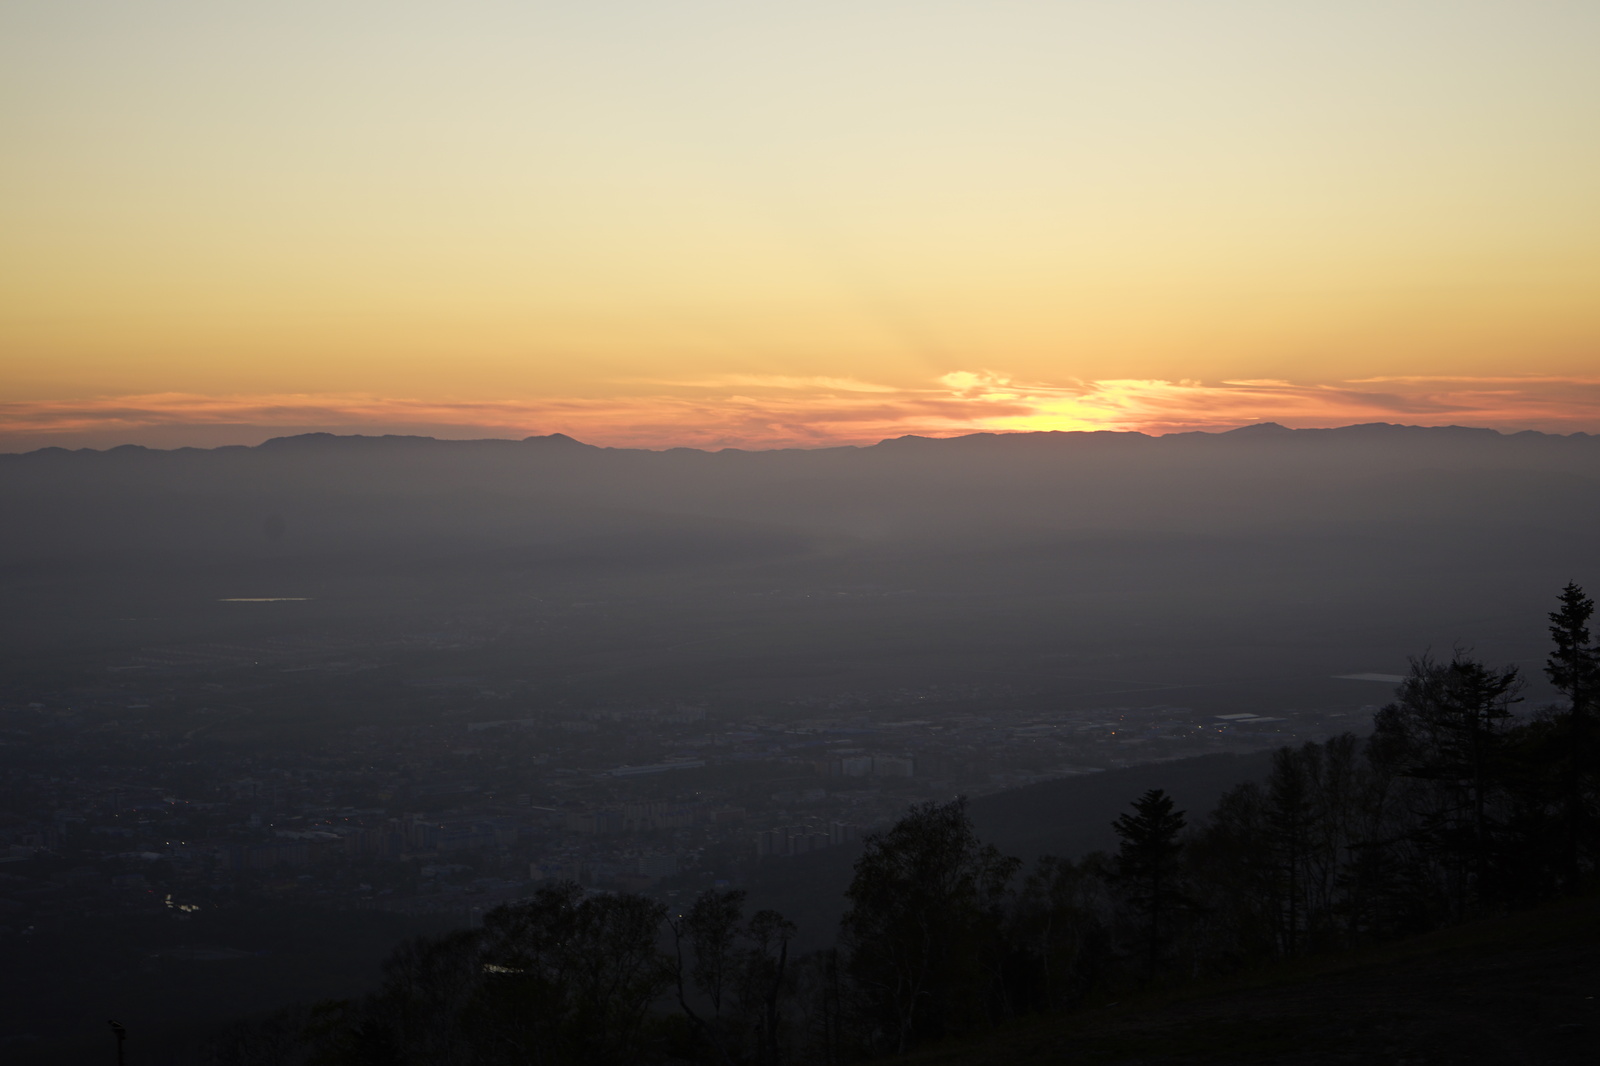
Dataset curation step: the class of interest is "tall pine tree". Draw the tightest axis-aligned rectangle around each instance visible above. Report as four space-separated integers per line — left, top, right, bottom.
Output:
1112 789 1188 977
1546 583 1599 889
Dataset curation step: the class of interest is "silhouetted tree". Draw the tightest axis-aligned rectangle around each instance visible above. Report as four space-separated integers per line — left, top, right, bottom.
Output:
840 797 1020 1055
737 908 797 1065
1372 652 1521 916
477 883 671 1065
1296 735 1375 947
1186 780 1276 967
206 1002 339 1066
1111 789 1188 977
1264 747 1314 956
347 928 485 1066
789 948 851 1066
1546 582 1599 888
1548 583 1598 712
1010 851 1115 1009
671 889 798 1065
672 888 746 1062
328 884 671 1066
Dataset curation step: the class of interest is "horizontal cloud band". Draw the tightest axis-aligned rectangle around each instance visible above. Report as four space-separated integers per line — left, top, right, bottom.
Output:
3 375 1599 452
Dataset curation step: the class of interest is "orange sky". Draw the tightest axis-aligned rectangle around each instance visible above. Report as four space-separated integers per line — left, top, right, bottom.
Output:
4 2 1598 451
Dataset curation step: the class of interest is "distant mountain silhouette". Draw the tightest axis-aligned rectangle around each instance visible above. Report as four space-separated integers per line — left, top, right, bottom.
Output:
5 423 1598 567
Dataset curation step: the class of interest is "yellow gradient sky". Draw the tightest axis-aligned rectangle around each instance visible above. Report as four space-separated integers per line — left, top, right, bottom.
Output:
3 1 1598 449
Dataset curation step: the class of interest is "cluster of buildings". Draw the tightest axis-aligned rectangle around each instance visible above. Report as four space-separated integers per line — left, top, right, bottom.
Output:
813 753 915 778
754 821 859 858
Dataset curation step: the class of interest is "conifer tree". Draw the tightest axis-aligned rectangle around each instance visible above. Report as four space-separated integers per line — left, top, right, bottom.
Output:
1546 582 1599 888
1111 789 1188 977
1547 583 1597 710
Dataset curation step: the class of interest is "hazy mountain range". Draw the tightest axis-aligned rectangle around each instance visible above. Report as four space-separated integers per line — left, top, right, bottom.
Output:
4 422 1596 704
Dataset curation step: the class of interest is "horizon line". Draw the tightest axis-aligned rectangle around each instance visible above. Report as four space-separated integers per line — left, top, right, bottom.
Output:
6 420 1596 458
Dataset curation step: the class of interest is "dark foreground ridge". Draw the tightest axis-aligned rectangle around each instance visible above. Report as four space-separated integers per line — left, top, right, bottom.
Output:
901 894 1600 1066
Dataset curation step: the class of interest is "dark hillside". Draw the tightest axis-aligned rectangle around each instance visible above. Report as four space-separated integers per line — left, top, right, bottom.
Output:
900 894 1600 1066
742 752 1274 950
968 751 1274 861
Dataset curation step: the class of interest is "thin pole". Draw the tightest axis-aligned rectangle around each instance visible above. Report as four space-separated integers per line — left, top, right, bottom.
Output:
109 1020 127 1066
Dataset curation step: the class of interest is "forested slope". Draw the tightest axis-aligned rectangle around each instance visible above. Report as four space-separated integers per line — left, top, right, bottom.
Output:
901 893 1600 1066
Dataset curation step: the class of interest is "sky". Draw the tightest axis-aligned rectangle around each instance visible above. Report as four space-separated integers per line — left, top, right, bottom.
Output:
3 1 1598 450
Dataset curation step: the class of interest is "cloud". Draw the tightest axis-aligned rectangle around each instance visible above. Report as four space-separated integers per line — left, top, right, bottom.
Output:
631 375 901 393
3 375 1599 452
934 374 1600 436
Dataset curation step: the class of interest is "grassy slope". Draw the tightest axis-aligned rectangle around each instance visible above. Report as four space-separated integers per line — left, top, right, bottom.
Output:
902 895 1600 1066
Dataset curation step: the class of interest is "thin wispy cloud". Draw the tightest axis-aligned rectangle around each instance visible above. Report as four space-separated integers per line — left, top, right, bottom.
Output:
3 375 1598 452
631 375 901 393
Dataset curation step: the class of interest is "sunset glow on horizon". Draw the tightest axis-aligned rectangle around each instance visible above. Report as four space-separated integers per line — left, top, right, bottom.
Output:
7 373 1600 452
4 2 1599 451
